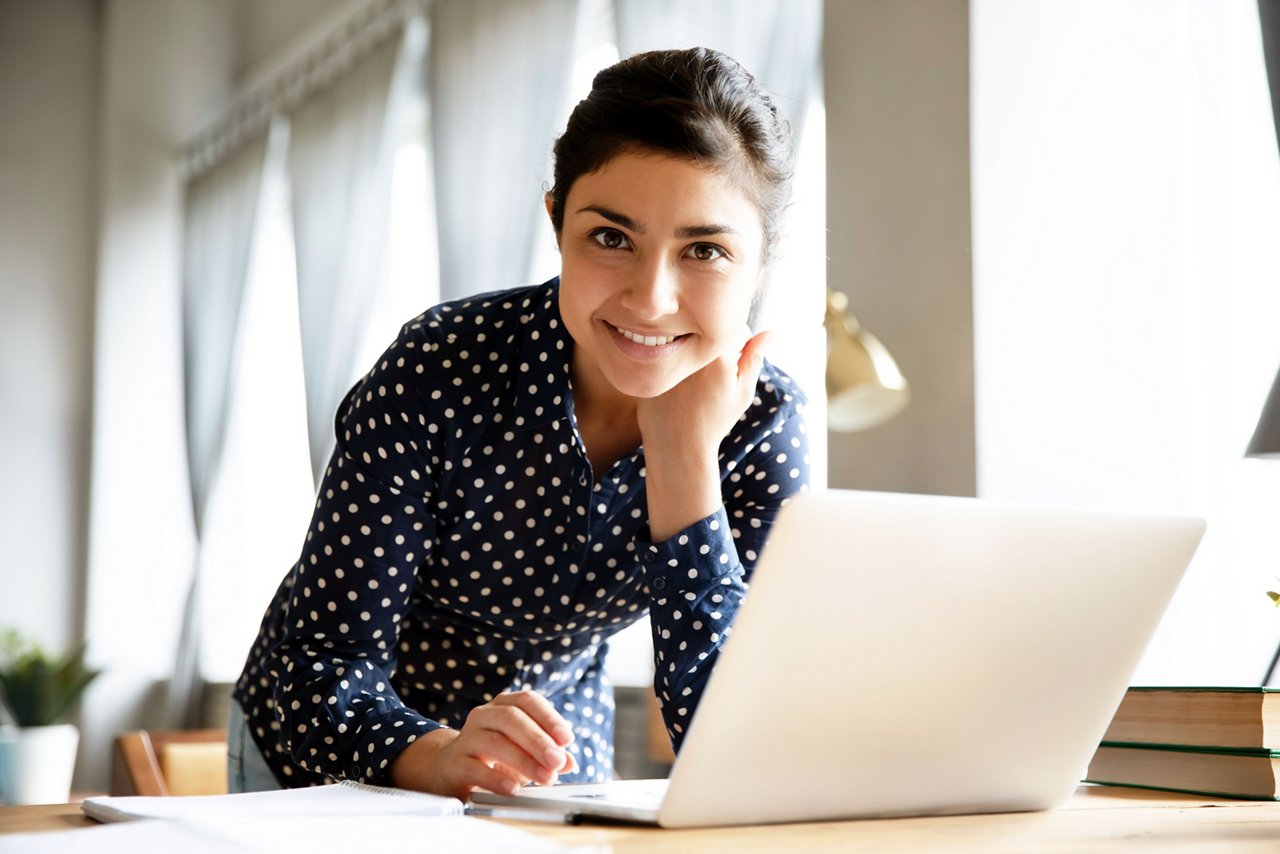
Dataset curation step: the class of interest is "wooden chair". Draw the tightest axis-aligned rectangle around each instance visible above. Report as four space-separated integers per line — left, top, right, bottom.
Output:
110 729 228 796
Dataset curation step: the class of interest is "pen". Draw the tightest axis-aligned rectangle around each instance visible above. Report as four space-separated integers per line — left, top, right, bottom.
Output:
465 804 582 825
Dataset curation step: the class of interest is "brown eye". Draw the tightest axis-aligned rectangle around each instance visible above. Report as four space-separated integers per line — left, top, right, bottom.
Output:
591 228 629 250
686 243 727 262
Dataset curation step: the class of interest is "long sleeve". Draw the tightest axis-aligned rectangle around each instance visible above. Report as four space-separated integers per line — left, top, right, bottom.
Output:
260 328 444 784
641 378 811 751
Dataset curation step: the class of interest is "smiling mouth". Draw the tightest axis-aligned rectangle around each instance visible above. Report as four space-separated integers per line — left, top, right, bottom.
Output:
611 324 687 347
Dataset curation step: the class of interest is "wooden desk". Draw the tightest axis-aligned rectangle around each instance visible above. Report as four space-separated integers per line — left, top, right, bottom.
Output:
3 787 1280 851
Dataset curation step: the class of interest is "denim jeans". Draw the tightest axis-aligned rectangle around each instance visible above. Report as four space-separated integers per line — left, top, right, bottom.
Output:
226 698 283 793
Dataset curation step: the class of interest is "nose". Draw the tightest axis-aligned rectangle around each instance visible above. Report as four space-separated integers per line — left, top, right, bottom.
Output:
620 257 679 321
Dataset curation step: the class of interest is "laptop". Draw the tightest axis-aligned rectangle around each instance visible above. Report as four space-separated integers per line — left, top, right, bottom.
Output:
471 488 1205 828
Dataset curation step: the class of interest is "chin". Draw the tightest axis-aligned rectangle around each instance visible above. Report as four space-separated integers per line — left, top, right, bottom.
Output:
610 379 677 400
603 367 682 400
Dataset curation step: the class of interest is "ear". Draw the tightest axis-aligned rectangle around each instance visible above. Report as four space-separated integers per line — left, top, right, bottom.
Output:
544 193 561 248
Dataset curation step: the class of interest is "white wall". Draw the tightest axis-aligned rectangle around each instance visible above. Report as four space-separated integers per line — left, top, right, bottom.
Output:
77 0 238 791
0 1 98 653
823 0 976 496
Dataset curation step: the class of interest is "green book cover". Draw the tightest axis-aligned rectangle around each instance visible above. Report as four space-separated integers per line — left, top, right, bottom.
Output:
1087 742 1280 801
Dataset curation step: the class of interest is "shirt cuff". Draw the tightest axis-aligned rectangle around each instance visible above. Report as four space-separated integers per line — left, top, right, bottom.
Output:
637 506 742 598
350 706 444 784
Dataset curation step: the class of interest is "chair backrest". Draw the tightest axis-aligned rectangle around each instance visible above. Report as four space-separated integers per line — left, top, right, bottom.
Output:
110 729 227 796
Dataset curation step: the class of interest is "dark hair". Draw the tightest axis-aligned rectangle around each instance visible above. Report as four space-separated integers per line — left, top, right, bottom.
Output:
549 47 795 260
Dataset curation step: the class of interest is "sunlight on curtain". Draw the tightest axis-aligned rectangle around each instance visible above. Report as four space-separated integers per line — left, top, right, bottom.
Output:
172 129 271 722
430 0 581 300
972 0 1280 684
199 129 314 682
354 109 438 374
200 112 435 683
291 17 425 483
527 0 619 285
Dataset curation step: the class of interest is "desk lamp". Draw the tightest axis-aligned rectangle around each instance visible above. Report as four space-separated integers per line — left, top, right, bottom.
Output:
1250 365 1280 684
824 289 910 431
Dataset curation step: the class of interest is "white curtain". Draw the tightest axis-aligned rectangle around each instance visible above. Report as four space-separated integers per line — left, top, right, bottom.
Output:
614 0 821 136
172 132 272 725
429 0 580 301
290 16 427 483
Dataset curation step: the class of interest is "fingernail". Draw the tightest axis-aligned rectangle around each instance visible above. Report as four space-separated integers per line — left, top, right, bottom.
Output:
502 779 521 796
544 747 564 767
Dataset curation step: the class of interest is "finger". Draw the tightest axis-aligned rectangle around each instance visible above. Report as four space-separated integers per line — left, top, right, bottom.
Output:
471 697 572 776
737 329 772 379
495 691 575 747
460 755 527 798
463 725 560 785
492 759 537 789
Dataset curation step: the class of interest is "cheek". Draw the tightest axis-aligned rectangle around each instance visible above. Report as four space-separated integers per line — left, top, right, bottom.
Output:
699 278 756 330
562 256 622 307
559 264 607 336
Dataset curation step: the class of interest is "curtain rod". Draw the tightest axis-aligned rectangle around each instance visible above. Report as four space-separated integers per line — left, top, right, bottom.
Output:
180 0 427 181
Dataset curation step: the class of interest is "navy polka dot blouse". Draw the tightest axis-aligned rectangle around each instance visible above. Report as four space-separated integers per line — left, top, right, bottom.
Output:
233 278 811 787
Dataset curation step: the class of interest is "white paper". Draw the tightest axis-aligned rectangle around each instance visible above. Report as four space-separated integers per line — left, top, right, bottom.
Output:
81 779 463 823
4 815 573 854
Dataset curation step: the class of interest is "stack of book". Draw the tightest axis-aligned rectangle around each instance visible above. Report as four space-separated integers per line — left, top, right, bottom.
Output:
1086 687 1280 800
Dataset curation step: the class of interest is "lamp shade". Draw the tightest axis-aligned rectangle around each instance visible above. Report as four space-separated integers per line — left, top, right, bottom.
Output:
1247 366 1280 458
824 289 910 432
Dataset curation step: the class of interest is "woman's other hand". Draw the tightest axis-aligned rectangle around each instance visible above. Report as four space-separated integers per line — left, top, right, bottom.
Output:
389 690 577 801
638 326 770 459
638 327 770 541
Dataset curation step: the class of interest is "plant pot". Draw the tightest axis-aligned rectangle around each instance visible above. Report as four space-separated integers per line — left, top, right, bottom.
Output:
0 723 80 805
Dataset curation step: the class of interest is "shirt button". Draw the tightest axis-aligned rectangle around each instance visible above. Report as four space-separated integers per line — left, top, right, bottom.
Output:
652 576 666 590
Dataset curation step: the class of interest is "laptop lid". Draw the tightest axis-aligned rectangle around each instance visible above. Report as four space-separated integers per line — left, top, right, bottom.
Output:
476 489 1205 828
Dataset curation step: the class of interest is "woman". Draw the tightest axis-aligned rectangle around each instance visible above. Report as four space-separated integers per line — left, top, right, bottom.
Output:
229 46 811 801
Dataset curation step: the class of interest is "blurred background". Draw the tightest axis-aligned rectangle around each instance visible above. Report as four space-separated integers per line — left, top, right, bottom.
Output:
1 0 1278 793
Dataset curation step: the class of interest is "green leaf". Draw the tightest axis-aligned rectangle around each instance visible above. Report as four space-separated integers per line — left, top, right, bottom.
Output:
0 631 100 726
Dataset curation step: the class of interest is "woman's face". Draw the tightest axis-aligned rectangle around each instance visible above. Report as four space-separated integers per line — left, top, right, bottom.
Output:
554 150 764 403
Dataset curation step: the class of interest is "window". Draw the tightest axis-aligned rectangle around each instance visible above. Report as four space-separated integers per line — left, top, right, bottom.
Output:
972 0 1280 684
200 103 434 680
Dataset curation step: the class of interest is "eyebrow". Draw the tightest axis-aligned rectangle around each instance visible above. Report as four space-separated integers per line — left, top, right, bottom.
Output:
576 204 741 240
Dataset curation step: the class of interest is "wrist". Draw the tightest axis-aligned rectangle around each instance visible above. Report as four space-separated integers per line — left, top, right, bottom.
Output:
644 452 722 542
389 727 455 793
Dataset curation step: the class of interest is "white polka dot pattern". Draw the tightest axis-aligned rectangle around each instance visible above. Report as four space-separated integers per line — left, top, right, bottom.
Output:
233 278 810 787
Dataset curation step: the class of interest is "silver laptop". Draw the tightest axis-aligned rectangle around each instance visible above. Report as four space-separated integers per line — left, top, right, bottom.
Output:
471 488 1205 828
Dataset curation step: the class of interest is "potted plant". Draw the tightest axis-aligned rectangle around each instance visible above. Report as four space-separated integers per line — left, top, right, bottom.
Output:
0 629 100 804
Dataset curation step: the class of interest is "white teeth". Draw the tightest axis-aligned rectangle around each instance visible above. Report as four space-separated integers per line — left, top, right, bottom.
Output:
617 326 676 347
